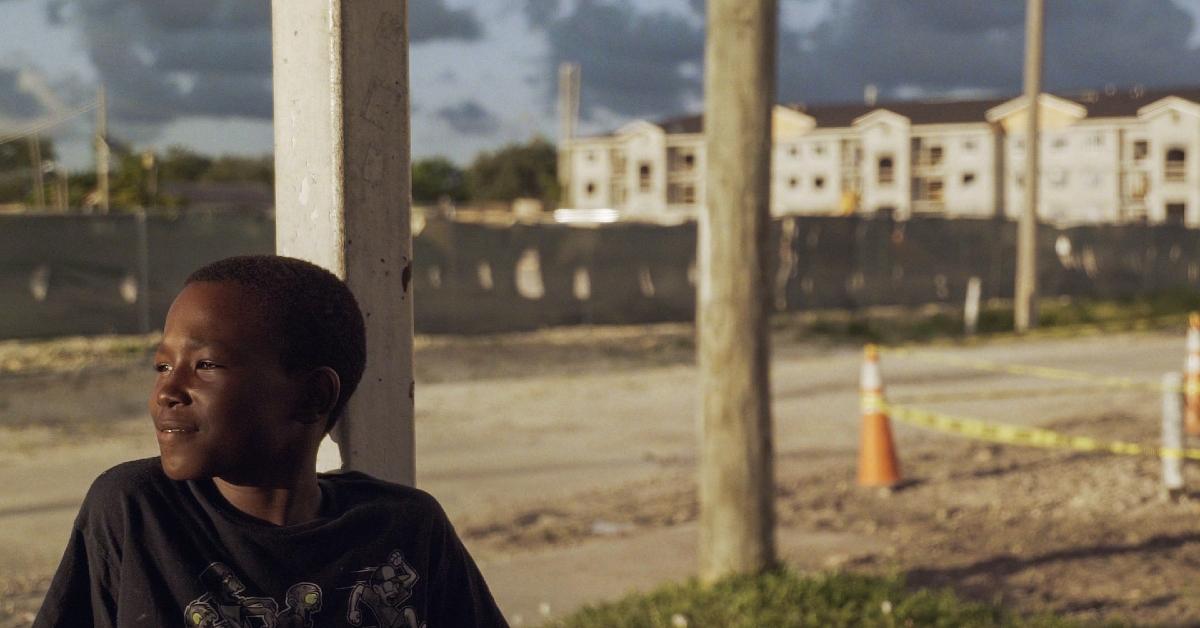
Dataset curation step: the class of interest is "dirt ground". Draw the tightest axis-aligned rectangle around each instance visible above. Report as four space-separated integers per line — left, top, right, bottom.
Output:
3 326 1200 625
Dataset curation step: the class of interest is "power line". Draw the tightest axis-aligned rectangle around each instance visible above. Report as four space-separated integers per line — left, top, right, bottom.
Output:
0 100 100 147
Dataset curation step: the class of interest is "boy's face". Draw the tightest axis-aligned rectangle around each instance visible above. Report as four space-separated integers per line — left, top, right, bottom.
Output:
149 280 309 483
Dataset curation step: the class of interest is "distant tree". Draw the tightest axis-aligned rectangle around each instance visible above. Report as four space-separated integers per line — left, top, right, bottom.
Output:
412 157 468 205
0 136 57 205
158 147 212 182
466 138 558 207
202 155 273 185
109 151 174 210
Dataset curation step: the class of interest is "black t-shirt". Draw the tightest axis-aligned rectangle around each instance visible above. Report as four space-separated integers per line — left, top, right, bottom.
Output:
34 457 508 627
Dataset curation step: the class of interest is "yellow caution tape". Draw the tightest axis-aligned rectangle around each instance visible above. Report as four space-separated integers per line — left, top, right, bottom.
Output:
883 402 1200 460
890 384 1136 404
949 312 1188 344
880 346 1178 394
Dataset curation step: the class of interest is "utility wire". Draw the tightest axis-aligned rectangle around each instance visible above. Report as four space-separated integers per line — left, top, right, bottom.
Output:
0 100 100 147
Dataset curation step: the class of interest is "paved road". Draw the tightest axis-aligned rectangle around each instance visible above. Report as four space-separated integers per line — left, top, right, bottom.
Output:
0 328 1185 623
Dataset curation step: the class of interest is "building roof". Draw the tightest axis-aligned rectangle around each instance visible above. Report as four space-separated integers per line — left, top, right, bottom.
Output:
1067 85 1200 118
618 85 1200 137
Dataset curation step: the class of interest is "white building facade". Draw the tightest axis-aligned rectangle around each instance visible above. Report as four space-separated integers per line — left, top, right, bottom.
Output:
562 87 1200 226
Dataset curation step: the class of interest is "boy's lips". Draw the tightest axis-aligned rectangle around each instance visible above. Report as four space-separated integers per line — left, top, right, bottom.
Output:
154 418 199 434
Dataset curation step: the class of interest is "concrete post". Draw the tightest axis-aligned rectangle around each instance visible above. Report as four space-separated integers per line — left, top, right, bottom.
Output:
964 276 982 336
1162 371 1185 500
271 0 414 485
697 0 777 582
1015 0 1043 333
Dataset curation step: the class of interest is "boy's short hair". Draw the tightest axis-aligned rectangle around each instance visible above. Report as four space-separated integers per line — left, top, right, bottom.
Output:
185 255 366 430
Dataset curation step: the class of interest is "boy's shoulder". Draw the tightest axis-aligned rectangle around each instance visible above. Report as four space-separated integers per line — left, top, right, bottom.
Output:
319 469 445 514
89 457 172 499
324 468 441 504
72 458 175 533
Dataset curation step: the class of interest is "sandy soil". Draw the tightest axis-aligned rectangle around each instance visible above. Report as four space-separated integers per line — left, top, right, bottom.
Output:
2 326 1199 625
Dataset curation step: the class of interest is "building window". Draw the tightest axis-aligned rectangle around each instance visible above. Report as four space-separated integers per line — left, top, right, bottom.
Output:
788 145 799 158
812 142 826 156
586 150 596 162
1133 140 1149 160
1049 169 1069 187
638 162 652 192
878 155 894 185
963 139 977 152
1130 173 1148 200
914 177 943 202
813 176 826 190
667 147 695 172
911 139 943 166
1166 148 1186 181
962 172 976 186
788 177 799 189
667 182 696 204
1088 133 1104 147
585 181 596 196
928 179 943 201
1168 202 1186 224
1051 136 1068 150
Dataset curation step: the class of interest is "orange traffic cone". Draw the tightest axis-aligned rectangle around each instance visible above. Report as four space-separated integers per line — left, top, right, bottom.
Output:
1185 313 1200 436
857 344 902 488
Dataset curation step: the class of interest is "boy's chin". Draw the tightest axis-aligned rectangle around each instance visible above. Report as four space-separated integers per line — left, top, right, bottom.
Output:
158 455 209 481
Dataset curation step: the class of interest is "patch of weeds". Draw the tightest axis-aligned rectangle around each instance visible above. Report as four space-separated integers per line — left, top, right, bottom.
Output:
551 569 1082 628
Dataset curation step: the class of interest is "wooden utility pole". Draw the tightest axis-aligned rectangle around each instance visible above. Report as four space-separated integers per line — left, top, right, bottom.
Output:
271 0 414 485
54 167 68 211
557 62 580 207
1015 0 1043 332
95 86 110 213
698 0 777 582
28 134 45 209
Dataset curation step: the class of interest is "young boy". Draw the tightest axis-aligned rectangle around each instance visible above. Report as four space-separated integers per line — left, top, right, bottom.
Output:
34 255 507 627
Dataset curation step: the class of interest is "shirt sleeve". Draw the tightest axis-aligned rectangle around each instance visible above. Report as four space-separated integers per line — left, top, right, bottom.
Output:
33 488 122 627
426 504 509 627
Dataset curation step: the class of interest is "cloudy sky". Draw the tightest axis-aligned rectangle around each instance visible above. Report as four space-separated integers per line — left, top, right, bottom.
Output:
3 0 1200 170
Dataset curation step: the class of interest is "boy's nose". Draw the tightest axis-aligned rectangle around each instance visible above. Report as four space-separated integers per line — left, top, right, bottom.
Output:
155 381 191 408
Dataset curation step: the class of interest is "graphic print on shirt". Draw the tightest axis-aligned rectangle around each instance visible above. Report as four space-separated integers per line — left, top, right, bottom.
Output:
183 561 323 627
344 550 426 628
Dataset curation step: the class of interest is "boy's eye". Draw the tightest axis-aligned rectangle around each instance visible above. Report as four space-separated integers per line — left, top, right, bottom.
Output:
154 363 171 373
196 360 219 370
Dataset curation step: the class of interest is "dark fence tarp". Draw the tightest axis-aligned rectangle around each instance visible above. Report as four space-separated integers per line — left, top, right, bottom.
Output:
3 213 1200 338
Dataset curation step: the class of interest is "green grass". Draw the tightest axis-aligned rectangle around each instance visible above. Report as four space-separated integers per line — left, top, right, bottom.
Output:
778 290 1200 346
551 570 1091 628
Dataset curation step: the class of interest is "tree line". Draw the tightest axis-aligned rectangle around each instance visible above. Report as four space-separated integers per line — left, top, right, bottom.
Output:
1 136 558 211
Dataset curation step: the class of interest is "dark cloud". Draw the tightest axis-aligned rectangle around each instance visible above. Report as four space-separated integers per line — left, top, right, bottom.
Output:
779 0 1200 104
38 0 482 131
523 0 561 28
530 0 1200 121
534 0 704 119
436 101 500 136
0 69 46 119
410 2 482 42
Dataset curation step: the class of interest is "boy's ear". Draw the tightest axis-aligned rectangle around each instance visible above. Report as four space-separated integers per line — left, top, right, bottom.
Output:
297 367 341 425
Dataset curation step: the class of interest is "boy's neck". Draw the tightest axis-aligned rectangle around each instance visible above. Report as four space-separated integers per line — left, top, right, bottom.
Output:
213 473 323 526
